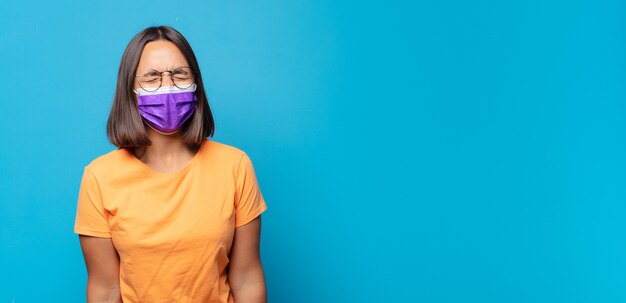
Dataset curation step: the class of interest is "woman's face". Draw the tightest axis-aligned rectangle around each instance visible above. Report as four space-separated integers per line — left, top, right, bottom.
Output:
134 40 191 91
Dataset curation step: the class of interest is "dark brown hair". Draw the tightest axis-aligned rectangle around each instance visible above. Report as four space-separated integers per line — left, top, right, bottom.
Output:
106 25 214 149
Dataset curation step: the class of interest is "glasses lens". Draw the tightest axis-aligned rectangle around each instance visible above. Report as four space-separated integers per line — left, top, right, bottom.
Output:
172 67 195 89
138 71 162 92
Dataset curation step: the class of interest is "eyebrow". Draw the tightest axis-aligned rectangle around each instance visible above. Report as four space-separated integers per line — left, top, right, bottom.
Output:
138 66 190 76
139 69 161 76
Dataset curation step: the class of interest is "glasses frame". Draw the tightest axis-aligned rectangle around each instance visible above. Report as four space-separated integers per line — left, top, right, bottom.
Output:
134 66 196 92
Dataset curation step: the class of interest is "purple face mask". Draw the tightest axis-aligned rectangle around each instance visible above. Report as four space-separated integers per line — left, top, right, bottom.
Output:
134 84 198 134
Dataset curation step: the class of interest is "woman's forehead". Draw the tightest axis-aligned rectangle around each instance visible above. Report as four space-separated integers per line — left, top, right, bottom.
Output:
137 41 188 71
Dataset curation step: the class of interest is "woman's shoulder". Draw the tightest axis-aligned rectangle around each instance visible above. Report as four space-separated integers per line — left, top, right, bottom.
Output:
205 139 245 155
83 147 128 174
203 139 249 163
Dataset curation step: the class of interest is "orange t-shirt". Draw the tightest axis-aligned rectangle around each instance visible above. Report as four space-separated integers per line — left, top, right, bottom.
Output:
73 138 268 303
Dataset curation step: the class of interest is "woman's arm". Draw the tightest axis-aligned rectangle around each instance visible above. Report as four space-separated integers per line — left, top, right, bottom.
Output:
228 216 267 303
78 235 122 303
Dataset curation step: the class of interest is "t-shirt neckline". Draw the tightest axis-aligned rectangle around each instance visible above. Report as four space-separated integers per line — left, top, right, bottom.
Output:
123 138 208 176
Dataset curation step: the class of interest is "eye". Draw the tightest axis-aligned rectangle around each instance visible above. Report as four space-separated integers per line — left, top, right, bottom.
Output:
173 75 190 81
142 77 160 83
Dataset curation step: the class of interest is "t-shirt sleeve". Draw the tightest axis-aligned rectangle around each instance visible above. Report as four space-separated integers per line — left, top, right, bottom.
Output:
73 167 112 238
234 152 268 228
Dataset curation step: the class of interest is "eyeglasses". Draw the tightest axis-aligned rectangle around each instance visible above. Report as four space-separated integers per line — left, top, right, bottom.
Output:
134 66 195 92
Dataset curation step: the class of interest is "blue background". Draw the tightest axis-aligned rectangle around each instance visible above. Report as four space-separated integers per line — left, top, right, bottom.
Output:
1 0 625 302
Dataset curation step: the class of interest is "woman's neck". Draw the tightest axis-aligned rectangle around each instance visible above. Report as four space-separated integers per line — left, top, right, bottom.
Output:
134 127 198 164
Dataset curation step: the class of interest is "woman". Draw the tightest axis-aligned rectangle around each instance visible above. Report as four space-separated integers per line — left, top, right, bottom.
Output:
73 25 268 303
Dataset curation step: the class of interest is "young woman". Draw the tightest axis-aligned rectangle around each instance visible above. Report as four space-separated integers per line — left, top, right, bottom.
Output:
74 25 268 303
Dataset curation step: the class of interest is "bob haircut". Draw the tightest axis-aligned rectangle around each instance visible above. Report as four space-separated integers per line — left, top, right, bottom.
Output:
107 25 214 149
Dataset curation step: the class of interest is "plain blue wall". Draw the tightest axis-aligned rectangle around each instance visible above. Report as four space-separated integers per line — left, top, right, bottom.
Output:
1 0 626 302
